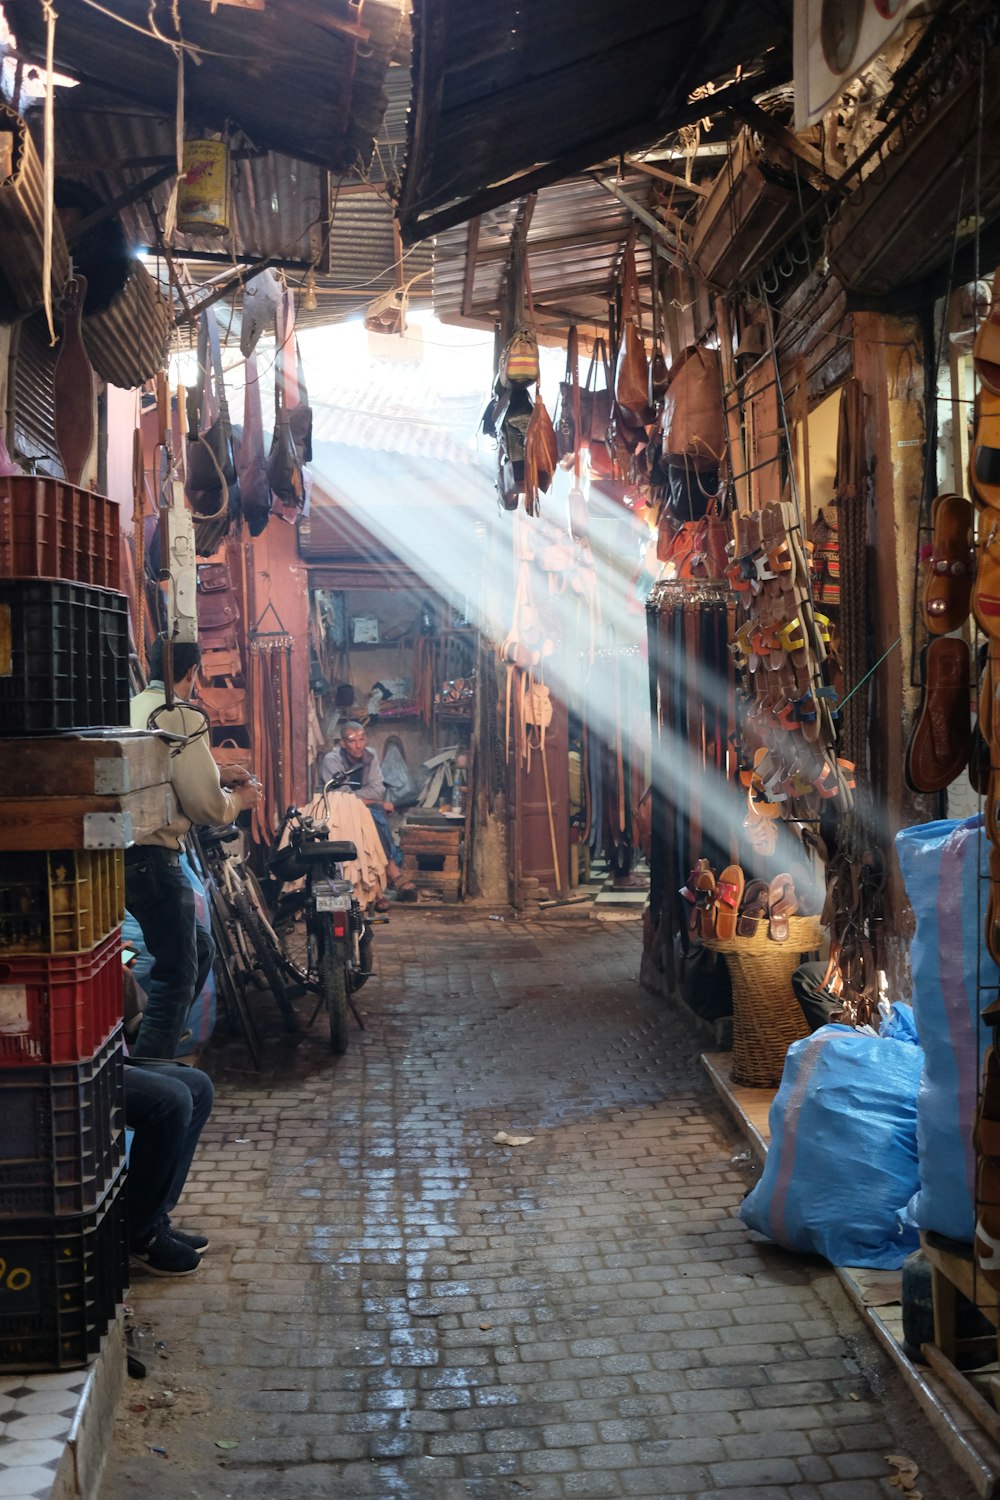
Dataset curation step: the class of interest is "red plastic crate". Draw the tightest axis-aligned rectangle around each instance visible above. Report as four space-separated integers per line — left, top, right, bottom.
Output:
0 1029 125 1218
0 928 123 1066
0 476 120 587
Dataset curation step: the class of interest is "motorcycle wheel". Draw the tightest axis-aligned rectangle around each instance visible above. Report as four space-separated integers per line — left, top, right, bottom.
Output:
319 944 350 1055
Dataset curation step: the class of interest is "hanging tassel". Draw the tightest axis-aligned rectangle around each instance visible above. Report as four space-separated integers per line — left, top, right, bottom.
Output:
41 2 58 346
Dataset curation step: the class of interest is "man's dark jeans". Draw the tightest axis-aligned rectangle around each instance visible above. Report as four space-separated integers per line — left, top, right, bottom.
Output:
124 845 214 1060
367 803 403 866
124 1061 214 1246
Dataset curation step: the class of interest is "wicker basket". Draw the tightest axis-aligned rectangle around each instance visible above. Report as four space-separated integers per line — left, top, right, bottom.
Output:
704 915 822 1088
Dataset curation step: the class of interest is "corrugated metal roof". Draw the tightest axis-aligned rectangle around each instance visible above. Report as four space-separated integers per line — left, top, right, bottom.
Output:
7 0 407 174
432 170 665 333
39 91 431 336
398 0 792 242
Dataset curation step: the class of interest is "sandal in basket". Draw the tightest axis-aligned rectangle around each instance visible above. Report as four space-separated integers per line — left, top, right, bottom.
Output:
736 878 769 938
714 865 745 941
767 873 798 943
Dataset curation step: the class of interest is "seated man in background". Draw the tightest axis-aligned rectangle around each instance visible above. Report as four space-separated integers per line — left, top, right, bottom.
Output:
319 721 414 899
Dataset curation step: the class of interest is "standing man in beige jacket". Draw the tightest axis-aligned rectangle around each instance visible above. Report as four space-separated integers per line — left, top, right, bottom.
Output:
127 636 261 1060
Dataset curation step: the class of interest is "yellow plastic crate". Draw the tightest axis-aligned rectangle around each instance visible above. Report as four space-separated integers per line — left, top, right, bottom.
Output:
0 849 124 954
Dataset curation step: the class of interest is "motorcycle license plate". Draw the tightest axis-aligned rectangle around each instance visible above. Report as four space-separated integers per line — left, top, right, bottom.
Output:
315 893 351 912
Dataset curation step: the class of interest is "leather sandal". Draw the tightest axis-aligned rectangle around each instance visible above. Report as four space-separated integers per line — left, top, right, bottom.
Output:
714 864 745 941
973 387 1000 510
974 272 1000 395
767 873 798 943
975 514 1000 637
903 636 971 793
920 493 975 633
736 878 770 938
679 858 714 935
694 866 718 941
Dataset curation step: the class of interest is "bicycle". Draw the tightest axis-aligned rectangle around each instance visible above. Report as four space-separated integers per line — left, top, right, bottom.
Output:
188 822 300 1038
266 782 380 1054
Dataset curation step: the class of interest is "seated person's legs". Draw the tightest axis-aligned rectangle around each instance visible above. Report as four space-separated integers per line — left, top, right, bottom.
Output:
125 1061 213 1275
367 803 403 867
792 958 844 1032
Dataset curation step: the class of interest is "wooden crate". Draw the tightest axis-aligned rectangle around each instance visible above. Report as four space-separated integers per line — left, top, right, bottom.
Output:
398 822 463 901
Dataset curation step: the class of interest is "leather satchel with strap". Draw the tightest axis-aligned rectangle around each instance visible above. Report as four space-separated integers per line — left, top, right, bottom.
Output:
198 684 247 728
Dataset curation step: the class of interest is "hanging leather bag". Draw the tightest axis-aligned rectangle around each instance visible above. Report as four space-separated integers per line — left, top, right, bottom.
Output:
197 588 240 632
524 392 558 515
648 272 669 408
267 288 310 511
614 241 653 428
661 344 725 468
197 561 233 593
198 684 248 727
211 740 253 776
239 350 271 536
186 310 239 555
554 326 580 459
586 337 614 479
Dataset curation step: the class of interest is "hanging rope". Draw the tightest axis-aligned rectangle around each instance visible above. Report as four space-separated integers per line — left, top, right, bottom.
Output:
41 1 58 346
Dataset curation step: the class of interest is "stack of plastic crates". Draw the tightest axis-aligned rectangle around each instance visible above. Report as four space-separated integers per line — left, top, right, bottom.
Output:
0 476 129 1371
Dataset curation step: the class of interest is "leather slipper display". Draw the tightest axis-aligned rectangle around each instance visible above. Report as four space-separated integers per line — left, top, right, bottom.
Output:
904 636 971 793
735 878 769 938
972 387 1000 510
767 872 798 943
974 515 1000 638
970 648 992 796
921 493 974 633
974 271 1000 395
714 864 745 940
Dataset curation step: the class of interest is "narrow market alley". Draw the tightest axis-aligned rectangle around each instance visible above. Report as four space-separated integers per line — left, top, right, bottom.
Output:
101 911 975 1500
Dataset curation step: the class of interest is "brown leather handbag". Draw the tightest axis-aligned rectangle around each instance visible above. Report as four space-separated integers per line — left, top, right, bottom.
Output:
585 338 614 478
197 589 240 632
614 242 652 428
197 562 233 593
198 685 247 727
662 345 725 468
200 646 243 681
211 739 253 776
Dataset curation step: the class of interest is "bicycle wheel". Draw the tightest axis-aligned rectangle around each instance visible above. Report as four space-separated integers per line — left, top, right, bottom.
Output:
272 899 315 990
319 943 349 1055
231 879 300 1034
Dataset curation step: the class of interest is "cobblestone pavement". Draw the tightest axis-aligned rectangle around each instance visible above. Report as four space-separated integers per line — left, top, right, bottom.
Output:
101 910 976 1500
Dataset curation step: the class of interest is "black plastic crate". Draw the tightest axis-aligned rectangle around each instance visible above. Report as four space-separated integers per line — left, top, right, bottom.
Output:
0 579 129 733
0 1170 127 1372
0 1029 125 1217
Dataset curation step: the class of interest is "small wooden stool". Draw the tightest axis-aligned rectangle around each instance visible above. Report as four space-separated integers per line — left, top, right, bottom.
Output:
398 820 462 901
920 1230 1000 1437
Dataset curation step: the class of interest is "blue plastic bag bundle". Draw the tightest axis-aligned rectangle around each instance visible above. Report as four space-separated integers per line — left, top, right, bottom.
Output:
740 1024 924 1268
896 815 997 1243
123 852 217 1056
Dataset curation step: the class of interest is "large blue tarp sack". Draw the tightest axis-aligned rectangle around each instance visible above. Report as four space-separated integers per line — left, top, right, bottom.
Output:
740 1024 924 1268
896 815 997 1242
123 852 217 1056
